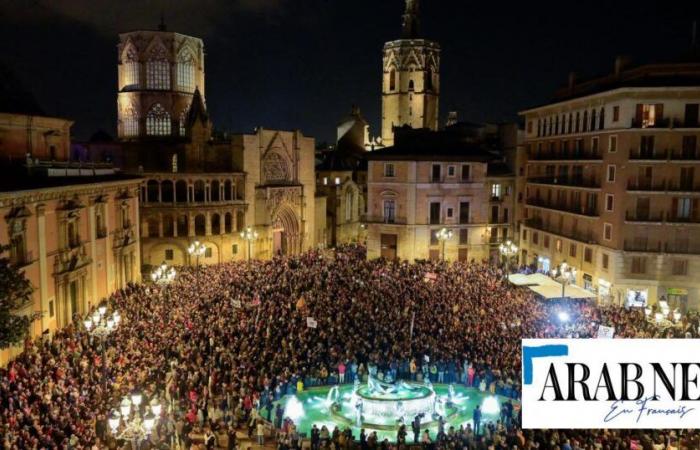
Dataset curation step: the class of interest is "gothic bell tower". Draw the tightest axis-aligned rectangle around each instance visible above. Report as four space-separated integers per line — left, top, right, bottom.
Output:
381 0 440 146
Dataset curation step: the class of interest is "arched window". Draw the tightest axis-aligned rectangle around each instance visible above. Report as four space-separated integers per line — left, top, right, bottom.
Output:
582 111 588 132
177 48 196 92
194 215 206 236
146 103 171 136
426 69 433 91
123 106 139 137
224 213 233 234
599 107 605 130
345 189 354 222
146 45 170 90
123 47 140 89
211 213 221 235
590 109 597 131
211 180 220 202
161 180 174 202
179 109 188 137
162 215 174 237
389 69 396 91
408 80 415 91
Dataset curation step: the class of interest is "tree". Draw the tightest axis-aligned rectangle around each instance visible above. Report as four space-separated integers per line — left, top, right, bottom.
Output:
0 244 37 349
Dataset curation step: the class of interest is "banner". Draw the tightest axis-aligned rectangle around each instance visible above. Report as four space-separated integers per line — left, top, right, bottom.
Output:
423 272 437 283
306 317 318 329
597 325 615 339
232 300 242 309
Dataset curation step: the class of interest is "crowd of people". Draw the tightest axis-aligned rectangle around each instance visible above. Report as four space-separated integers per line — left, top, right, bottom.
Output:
1 244 700 450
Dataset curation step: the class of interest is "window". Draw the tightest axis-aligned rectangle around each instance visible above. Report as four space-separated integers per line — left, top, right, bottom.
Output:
459 229 468 245
543 234 550 248
177 49 196 92
569 243 577 258
335 177 341 185
389 69 396 91
630 256 646 274
383 200 396 223
446 207 453 218
123 47 140 89
172 154 178 173
232 244 238 255
345 190 354 222
522 229 528 241
165 249 174 260
603 223 612 241
607 165 616 183
677 198 692 219
146 45 170 90
384 163 395 177
322 177 328 185
685 104 699 127
555 239 562 252
682 136 697 158
584 247 592 263
179 109 188 137
461 165 471 181
527 121 533 133
640 135 655 157
612 106 620 122
205 247 212 258
459 202 469 224
146 103 171 136
636 103 663 128
430 229 439 246
431 164 441 182
672 259 688 276
591 136 599 152
447 166 455 177
123 106 139 137
408 80 415 91
491 183 502 199
49 299 54 318
429 202 441 225
605 194 614 212
532 232 539 245
602 253 609 270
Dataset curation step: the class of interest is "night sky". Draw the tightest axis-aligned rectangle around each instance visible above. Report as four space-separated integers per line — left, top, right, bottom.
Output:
1 0 699 143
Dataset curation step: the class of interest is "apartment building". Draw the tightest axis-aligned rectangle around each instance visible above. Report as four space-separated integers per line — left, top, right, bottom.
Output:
518 59 700 311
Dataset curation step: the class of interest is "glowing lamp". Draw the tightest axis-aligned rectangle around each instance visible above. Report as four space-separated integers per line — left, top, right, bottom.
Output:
120 398 131 418
557 311 570 323
481 395 500 415
83 319 93 331
131 392 143 407
108 411 121 432
98 305 107 317
143 411 155 432
150 398 162 417
654 312 664 323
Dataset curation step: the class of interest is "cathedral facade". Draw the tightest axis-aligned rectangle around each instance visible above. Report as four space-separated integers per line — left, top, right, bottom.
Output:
380 0 440 147
114 25 322 267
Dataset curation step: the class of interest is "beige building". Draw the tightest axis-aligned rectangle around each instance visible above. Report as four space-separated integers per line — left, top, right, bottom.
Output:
366 127 515 262
381 0 440 147
115 26 322 266
518 59 700 311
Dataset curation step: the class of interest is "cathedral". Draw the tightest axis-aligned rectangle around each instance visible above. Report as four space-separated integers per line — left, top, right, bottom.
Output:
114 23 323 267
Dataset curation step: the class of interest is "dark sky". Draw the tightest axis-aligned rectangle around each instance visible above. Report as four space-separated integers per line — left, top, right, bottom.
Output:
1 0 699 143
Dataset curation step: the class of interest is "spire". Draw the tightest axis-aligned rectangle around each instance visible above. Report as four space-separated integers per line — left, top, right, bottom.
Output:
186 87 209 127
401 0 421 39
158 11 167 31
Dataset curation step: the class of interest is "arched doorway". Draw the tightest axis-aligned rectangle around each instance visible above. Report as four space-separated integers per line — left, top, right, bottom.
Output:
272 206 299 257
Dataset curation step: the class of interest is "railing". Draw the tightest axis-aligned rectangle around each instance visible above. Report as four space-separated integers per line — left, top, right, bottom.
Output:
629 149 669 160
625 211 664 222
524 218 595 243
528 176 601 189
626 180 667 191
665 214 700 224
665 242 700 254
490 196 503 202
527 150 602 161
526 198 599 217
364 215 408 225
624 240 662 252
667 182 700 192
669 150 700 160
630 117 677 129
428 176 475 184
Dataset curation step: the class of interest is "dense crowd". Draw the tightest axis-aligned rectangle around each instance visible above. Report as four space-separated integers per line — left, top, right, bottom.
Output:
1 245 699 450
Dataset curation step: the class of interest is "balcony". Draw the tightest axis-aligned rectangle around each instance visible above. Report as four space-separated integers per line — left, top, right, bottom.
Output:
630 117 677 129
524 217 595 243
364 215 408 225
527 149 602 161
665 242 700 254
669 150 700 161
526 198 599 217
666 214 700 224
626 180 666 192
624 240 700 254
528 176 601 189
624 211 664 223
428 176 475 184
667 181 700 193
624 240 662 252
629 149 668 161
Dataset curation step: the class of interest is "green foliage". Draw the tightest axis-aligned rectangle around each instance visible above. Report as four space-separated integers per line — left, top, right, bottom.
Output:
0 244 36 349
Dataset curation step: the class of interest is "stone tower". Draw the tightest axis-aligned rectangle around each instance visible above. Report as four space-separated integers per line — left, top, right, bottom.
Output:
116 24 205 141
381 0 440 147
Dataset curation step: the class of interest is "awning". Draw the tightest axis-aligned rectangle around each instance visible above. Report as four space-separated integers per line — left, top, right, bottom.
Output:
507 273 560 287
508 273 596 299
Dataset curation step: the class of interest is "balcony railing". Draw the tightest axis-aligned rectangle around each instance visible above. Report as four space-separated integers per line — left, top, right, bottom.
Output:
526 198 599 217
629 149 669 160
666 214 700 224
527 150 602 161
665 242 700 254
624 240 700 254
624 240 663 252
626 180 667 191
630 117 676 129
667 181 700 192
524 217 595 243
669 150 700 160
625 211 665 222
528 176 601 189
364 215 408 225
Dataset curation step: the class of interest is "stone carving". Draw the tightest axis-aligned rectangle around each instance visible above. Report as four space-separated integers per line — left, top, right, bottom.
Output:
266 187 302 213
263 152 290 183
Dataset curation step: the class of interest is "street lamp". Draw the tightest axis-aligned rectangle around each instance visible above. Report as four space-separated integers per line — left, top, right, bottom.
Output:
109 393 162 450
499 239 518 280
83 305 119 390
240 227 259 261
435 228 453 261
187 240 206 268
553 261 577 299
150 262 176 285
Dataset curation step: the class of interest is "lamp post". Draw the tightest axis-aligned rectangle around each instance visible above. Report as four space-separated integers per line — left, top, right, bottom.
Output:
435 227 453 261
83 305 120 391
553 261 577 299
240 227 259 262
187 240 206 268
150 262 176 285
498 240 518 280
109 393 162 450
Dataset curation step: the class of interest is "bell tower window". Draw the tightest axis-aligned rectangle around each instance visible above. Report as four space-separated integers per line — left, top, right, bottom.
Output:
146 103 171 136
146 45 170 90
389 69 396 91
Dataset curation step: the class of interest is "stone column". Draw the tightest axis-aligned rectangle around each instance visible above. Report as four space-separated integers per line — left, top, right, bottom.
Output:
36 204 48 333
88 202 97 307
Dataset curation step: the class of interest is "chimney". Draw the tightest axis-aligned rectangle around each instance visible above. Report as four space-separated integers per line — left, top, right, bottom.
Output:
614 55 630 76
568 72 576 91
